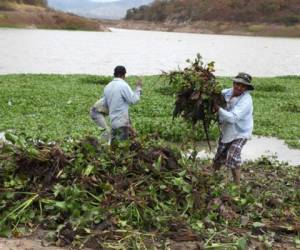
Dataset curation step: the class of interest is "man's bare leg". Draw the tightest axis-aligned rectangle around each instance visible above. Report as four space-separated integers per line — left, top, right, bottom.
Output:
212 162 222 172
231 167 241 186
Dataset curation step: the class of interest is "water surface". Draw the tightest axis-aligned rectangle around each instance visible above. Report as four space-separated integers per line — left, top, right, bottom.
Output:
1 28 300 76
195 135 300 166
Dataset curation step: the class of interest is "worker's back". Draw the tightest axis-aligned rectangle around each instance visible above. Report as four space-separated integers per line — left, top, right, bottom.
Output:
104 78 140 129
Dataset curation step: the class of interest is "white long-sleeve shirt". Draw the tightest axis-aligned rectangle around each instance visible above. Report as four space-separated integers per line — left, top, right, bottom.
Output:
103 78 141 129
218 88 253 143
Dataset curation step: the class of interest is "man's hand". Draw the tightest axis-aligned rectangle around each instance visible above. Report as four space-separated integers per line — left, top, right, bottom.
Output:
129 126 137 138
212 99 220 113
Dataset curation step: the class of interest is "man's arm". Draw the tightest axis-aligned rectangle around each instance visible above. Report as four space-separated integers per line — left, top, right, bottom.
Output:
218 95 252 123
121 80 142 105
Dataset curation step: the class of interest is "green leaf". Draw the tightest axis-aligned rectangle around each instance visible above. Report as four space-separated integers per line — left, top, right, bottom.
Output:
253 222 265 228
82 165 94 176
182 183 192 193
4 132 18 144
236 237 247 250
0 225 12 237
27 147 40 157
53 201 67 210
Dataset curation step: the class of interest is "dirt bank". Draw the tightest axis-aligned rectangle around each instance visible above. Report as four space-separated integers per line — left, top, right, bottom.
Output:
0 238 66 250
103 19 300 37
0 237 208 250
0 4 108 31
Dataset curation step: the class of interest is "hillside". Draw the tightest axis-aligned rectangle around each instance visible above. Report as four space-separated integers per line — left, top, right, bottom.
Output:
0 0 107 31
126 0 300 25
1 0 47 8
122 0 300 37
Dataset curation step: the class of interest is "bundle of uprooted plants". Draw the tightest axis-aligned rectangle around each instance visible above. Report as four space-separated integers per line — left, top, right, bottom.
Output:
162 54 225 149
0 134 299 249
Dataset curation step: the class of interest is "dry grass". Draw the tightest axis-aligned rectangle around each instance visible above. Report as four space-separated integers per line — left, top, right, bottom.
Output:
0 4 107 31
0 1 17 11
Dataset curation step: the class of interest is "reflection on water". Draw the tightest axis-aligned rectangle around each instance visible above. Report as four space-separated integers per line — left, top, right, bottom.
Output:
242 135 300 166
0 132 5 141
195 135 300 166
0 28 300 76
0 132 5 147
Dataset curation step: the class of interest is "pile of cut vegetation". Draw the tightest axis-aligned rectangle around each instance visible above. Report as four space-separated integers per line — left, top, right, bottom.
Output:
0 134 299 249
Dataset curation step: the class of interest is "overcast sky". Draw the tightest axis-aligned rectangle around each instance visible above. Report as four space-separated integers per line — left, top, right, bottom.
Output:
91 0 119 2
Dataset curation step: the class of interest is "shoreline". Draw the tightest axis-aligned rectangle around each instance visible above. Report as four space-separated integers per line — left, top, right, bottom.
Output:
1 12 300 38
102 19 300 38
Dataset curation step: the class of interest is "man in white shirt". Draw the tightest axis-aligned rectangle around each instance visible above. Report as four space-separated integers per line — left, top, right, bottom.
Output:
213 73 254 185
103 66 142 141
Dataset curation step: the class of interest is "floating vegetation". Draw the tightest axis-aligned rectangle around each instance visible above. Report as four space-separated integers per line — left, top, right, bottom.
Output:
79 75 113 85
279 102 300 113
0 74 299 148
255 84 286 92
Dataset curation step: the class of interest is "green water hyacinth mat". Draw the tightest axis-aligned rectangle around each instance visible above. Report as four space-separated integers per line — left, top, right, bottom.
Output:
0 74 299 148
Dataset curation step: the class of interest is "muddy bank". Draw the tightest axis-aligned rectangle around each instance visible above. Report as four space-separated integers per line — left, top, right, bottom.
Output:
0 228 98 250
0 236 297 250
0 238 66 250
103 19 300 38
0 237 217 250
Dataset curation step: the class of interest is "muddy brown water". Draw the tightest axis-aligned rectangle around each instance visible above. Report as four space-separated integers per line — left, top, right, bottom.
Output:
194 135 300 166
0 28 300 76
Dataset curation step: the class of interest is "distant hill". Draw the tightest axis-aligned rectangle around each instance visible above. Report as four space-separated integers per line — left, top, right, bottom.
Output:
0 0 107 30
125 0 300 26
48 0 153 20
2 0 48 7
0 0 47 10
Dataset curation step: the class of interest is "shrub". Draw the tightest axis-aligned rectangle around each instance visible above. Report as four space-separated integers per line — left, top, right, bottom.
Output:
0 1 16 11
276 16 300 26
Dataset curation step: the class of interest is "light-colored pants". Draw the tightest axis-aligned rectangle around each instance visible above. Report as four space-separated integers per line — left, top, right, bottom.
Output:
90 108 111 143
